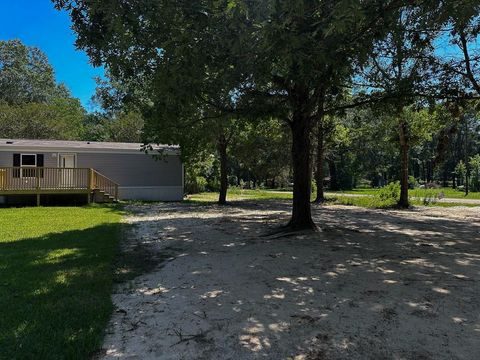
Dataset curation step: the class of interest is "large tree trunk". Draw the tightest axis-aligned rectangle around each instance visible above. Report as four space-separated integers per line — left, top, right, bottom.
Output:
314 122 325 203
217 136 228 205
398 120 409 208
287 112 315 230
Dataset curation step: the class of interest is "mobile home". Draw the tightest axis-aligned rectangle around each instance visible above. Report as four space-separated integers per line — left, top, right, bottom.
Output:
0 139 183 205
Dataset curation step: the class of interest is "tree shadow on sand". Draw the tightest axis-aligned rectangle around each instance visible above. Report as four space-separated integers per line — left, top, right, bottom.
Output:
102 202 480 359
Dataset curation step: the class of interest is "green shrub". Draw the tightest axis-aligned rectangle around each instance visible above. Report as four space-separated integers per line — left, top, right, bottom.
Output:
185 175 208 194
378 181 401 203
408 175 418 189
421 190 439 205
206 178 220 192
329 181 400 209
455 161 467 186
196 176 208 192
470 154 480 192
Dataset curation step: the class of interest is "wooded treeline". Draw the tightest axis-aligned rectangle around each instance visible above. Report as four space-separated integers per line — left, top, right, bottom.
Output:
0 39 144 143
184 105 480 196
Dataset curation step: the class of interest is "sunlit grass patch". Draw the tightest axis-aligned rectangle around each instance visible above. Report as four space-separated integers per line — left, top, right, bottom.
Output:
334 187 480 199
409 187 480 200
186 188 479 208
185 187 293 203
0 205 124 359
325 195 479 208
325 195 397 209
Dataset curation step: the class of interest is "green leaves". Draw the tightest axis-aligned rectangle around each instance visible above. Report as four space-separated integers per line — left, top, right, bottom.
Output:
0 39 88 141
0 100 85 140
469 154 480 191
0 40 64 105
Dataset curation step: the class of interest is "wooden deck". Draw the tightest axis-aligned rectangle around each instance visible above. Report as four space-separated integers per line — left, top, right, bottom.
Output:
0 167 119 205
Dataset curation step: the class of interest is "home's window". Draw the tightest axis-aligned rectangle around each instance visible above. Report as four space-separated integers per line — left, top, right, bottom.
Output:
21 154 37 167
20 154 37 178
13 153 45 178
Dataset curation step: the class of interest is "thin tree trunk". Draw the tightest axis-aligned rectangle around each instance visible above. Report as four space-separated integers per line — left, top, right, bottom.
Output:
287 112 315 230
464 116 469 195
314 122 325 203
398 120 409 208
442 168 448 188
217 137 228 205
328 160 338 191
422 162 427 185
428 160 434 182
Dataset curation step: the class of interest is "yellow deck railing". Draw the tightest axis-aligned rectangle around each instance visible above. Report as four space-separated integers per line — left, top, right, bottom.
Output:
0 167 119 200
0 168 5 190
91 169 119 200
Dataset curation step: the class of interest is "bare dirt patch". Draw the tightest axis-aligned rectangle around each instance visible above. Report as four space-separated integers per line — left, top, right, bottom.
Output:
101 201 480 360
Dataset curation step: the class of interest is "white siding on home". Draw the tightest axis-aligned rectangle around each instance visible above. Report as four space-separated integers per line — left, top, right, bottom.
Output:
119 186 184 201
0 151 57 167
76 152 182 187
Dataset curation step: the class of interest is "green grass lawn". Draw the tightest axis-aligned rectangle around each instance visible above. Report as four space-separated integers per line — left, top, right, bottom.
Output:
409 187 480 199
328 195 480 208
335 187 480 199
186 187 293 203
187 188 479 208
0 205 124 360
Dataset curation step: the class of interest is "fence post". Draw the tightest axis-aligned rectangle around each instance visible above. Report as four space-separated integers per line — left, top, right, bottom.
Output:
36 168 41 206
0 169 4 190
91 169 96 189
87 169 93 204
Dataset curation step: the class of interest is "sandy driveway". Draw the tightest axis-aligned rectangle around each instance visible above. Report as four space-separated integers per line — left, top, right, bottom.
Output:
100 201 480 360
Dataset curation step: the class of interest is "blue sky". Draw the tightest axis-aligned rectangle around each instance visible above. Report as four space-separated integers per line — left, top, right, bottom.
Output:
0 0 104 110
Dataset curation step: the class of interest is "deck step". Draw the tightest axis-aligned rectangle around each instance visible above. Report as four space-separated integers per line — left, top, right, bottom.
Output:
92 189 117 203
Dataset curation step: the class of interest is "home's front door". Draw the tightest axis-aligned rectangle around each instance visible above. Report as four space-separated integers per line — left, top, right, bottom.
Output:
60 154 75 168
59 154 76 187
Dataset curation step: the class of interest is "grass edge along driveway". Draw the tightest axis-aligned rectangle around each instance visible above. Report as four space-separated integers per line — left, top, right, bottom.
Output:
0 205 125 360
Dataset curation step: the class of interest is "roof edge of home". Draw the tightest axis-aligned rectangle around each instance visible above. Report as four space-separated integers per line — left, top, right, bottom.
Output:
0 138 180 154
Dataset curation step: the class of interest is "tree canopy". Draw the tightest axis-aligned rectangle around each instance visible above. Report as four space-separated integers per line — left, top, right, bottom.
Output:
53 0 480 228
0 39 148 143
0 39 69 105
